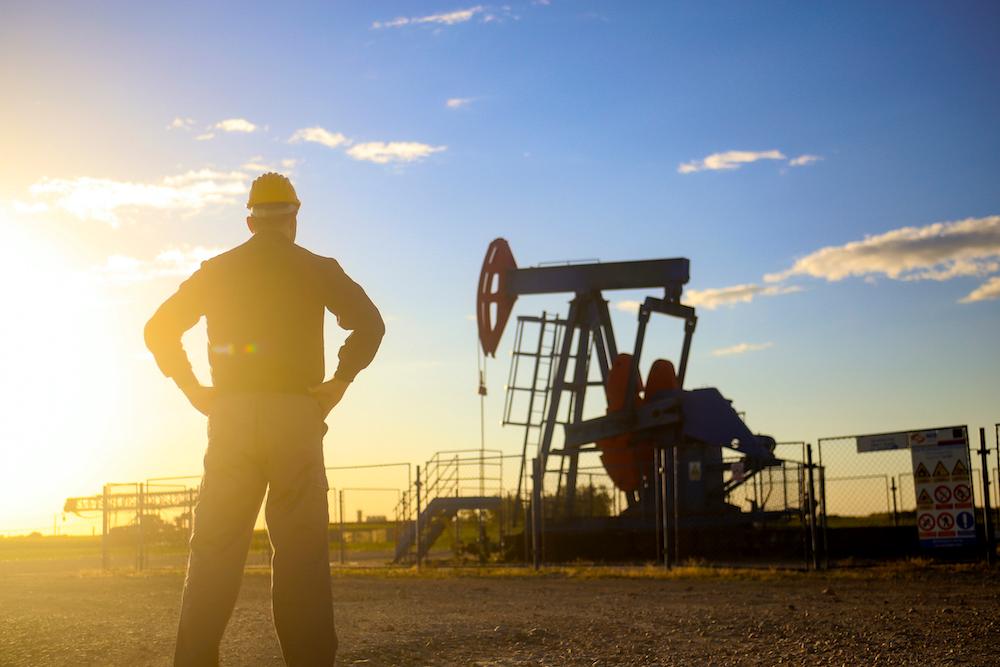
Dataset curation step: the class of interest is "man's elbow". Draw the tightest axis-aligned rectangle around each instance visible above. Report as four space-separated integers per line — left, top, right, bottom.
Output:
372 311 386 342
143 316 162 354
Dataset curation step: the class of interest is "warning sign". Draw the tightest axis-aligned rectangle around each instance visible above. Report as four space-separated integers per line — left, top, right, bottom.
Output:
953 484 972 505
688 460 702 482
911 439 976 549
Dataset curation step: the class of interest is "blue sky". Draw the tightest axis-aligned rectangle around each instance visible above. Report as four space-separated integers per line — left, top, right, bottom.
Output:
1 2 998 531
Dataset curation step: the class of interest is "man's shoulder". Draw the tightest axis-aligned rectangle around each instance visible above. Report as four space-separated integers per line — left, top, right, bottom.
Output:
196 239 252 272
292 243 343 270
195 237 344 278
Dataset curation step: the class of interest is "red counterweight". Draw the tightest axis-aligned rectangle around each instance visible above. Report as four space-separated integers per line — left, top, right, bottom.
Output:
597 354 679 493
476 238 518 357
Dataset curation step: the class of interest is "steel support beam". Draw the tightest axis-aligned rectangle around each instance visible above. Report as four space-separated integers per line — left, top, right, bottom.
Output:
507 258 689 296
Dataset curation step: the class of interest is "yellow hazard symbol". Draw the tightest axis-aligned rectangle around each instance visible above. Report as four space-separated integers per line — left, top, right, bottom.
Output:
932 461 950 480
914 463 930 481
951 459 969 479
917 489 933 507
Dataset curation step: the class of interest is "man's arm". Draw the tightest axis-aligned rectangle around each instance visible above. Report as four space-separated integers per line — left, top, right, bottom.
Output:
309 259 385 416
144 267 215 414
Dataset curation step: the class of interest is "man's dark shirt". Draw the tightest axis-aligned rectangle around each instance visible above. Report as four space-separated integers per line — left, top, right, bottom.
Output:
144 229 384 393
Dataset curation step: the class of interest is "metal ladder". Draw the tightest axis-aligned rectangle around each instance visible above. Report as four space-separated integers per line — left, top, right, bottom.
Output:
502 313 567 512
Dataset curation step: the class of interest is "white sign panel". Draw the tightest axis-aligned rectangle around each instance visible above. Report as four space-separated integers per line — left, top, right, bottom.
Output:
911 442 976 549
856 426 967 453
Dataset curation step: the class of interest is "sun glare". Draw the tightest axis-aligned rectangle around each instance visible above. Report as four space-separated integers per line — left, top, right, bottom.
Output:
0 214 126 531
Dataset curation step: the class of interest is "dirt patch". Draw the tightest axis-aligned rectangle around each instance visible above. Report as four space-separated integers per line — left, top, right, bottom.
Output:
1 565 998 665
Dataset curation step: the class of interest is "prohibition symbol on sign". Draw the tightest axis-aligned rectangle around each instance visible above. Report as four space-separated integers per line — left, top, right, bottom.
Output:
937 513 955 530
953 484 972 503
956 511 975 530
918 513 936 531
934 486 953 503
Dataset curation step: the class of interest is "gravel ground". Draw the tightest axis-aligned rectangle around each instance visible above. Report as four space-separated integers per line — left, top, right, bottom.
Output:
1 565 998 666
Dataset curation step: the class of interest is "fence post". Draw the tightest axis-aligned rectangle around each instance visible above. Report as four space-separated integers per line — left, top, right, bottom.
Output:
187 488 195 543
137 483 144 572
890 477 899 527
531 457 542 570
820 461 829 569
660 448 672 569
102 484 110 571
799 465 810 570
523 489 530 563
338 489 346 566
978 428 995 566
672 444 681 565
415 466 422 569
653 450 663 564
806 445 819 571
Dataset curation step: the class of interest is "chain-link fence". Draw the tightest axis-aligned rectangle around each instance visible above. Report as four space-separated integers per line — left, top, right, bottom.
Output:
815 427 1000 563
522 443 813 566
816 437 910 527
817 431 994 527
20 423 999 573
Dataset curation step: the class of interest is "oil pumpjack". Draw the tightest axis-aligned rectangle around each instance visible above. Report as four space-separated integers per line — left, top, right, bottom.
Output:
478 238 787 560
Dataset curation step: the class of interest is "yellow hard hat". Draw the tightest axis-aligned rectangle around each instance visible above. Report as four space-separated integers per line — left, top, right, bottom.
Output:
247 172 300 209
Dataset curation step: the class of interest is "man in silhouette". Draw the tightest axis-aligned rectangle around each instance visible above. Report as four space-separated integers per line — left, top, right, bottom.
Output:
145 172 384 666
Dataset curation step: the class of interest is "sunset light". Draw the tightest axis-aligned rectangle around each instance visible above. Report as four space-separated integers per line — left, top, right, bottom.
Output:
1 3 998 665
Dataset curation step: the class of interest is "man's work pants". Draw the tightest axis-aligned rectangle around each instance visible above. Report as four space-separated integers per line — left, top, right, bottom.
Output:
174 393 336 666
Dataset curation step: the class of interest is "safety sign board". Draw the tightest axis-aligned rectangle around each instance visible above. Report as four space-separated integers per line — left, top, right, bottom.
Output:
911 439 976 549
856 426 967 453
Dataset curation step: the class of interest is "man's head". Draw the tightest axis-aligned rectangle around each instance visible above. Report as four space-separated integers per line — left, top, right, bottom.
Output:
246 172 300 241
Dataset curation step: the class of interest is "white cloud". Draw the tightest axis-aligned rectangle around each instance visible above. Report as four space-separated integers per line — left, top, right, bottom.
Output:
241 156 298 175
97 246 224 284
346 141 446 164
26 169 248 226
167 117 195 131
684 283 801 310
242 156 270 172
763 215 1000 305
195 132 215 141
614 284 800 313
960 276 1000 303
373 6 485 28
789 154 822 167
214 118 257 133
712 342 773 358
678 150 786 174
765 215 1000 285
446 97 475 109
289 126 350 149
11 200 49 214
615 300 641 313
290 127 444 166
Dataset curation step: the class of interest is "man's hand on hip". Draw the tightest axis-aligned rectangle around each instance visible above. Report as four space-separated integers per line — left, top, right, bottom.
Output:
179 383 217 416
309 378 350 419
